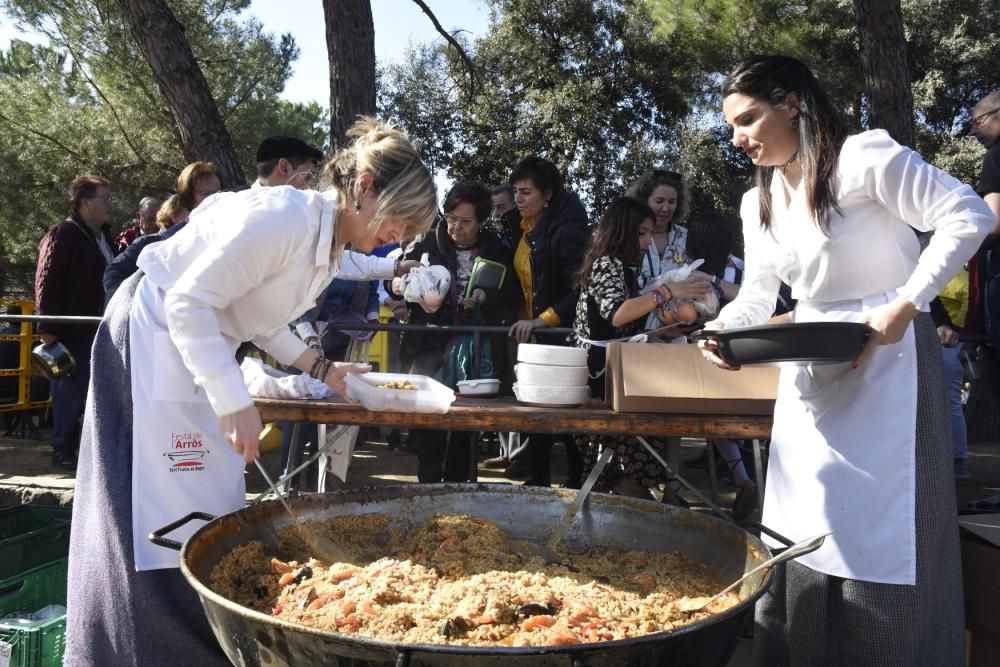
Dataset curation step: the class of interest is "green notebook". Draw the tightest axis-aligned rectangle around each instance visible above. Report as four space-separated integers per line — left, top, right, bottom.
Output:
465 257 507 298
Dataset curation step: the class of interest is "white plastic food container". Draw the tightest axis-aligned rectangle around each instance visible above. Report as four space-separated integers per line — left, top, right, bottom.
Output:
456 378 501 397
516 343 588 367
514 362 589 387
346 372 455 414
513 382 590 407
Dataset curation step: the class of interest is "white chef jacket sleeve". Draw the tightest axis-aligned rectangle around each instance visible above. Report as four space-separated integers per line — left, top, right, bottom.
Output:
845 130 993 310
251 325 308 368
714 190 782 329
336 250 395 281
163 200 311 416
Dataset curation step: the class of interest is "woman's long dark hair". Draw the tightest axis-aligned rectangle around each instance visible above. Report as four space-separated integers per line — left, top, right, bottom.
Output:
722 55 848 234
686 210 737 278
574 198 654 291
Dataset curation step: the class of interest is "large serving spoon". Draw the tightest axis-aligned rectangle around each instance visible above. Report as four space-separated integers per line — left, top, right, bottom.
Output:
677 532 831 614
510 447 615 569
253 459 360 564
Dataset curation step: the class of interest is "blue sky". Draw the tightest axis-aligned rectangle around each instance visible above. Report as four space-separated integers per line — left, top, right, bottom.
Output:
0 0 490 106
248 0 489 105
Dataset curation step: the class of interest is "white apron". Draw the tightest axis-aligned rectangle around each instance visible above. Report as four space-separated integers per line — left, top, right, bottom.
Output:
762 291 918 585
129 277 247 571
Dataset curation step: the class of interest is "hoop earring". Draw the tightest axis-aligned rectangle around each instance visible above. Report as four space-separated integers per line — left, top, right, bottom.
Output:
790 117 799 130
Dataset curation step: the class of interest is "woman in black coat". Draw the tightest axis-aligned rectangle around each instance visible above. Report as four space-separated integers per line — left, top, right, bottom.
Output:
389 180 521 482
506 157 590 487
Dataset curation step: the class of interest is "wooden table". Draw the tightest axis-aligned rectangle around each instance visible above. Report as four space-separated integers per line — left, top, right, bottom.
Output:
257 396 774 507
255 396 773 440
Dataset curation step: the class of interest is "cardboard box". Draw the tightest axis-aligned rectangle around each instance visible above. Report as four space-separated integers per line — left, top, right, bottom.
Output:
959 512 1000 667
604 342 778 415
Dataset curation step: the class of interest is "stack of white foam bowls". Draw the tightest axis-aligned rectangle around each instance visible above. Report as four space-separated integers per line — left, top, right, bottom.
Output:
513 343 590 406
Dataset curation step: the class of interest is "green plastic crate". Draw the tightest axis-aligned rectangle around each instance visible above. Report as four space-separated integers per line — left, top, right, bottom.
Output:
0 506 71 579
0 558 67 667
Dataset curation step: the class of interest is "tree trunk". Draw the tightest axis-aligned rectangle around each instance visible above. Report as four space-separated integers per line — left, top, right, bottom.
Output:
853 0 914 147
116 0 246 188
323 0 377 152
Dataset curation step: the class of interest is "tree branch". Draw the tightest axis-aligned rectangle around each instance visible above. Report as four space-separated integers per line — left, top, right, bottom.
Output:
409 0 479 93
0 110 87 164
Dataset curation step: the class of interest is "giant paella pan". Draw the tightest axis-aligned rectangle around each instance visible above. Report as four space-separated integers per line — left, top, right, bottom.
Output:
152 483 803 667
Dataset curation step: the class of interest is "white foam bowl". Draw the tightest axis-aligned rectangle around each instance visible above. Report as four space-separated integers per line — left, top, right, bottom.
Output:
516 343 588 367
514 362 589 387
456 378 501 397
513 382 590 406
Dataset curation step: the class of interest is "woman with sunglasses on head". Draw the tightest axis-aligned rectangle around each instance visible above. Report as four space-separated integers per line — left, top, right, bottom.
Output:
65 117 438 667
699 55 993 666
626 169 714 336
387 180 522 483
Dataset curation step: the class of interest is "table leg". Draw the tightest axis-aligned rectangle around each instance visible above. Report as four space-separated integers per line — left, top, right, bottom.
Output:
706 439 719 505
752 439 765 509
285 422 303 492
468 432 479 483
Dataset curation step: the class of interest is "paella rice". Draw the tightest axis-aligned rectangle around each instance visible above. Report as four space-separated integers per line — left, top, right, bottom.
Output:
210 513 739 647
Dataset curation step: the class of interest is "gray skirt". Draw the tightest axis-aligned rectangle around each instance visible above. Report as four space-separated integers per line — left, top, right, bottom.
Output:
64 273 229 667
754 314 964 666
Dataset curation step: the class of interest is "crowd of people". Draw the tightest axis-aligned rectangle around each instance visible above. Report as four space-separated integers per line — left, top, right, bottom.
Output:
18 53 998 666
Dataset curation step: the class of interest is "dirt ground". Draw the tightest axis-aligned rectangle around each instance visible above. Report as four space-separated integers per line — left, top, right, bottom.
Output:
1 418 997 516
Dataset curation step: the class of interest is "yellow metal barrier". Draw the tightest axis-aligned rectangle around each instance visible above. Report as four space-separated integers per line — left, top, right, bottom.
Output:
366 306 394 372
0 299 51 413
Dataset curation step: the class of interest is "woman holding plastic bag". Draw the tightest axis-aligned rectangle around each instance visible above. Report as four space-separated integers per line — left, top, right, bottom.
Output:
388 180 521 482
626 169 715 334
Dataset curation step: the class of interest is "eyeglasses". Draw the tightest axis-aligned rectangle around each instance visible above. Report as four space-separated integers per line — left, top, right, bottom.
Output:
652 168 683 181
972 107 1000 129
444 213 478 227
88 194 113 204
288 168 317 186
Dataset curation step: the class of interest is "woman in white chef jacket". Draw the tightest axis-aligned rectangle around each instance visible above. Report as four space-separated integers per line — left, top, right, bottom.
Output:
700 56 993 666
64 118 438 667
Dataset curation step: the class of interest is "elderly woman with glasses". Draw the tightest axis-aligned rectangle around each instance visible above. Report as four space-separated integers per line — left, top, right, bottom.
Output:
387 180 522 483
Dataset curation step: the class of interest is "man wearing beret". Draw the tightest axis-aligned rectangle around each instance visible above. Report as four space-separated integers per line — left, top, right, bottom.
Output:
253 135 325 189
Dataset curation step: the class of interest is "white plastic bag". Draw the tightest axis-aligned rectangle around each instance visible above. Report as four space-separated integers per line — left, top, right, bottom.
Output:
652 259 719 324
399 264 452 313
239 357 333 400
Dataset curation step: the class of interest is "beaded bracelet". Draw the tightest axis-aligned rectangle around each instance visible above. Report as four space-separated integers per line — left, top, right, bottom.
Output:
309 355 330 381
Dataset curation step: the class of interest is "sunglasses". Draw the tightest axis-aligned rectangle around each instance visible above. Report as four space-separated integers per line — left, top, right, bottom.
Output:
652 168 683 181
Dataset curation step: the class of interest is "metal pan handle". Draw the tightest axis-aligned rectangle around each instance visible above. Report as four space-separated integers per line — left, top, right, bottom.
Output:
741 520 796 550
149 511 216 551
